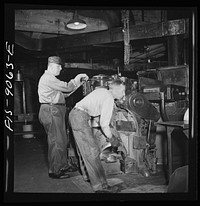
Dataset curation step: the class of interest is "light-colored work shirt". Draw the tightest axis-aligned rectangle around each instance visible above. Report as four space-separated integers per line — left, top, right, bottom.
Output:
75 88 114 128
38 70 76 104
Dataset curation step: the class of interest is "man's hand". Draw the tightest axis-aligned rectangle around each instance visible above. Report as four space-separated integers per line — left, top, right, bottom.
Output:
108 136 120 147
74 74 89 87
105 127 121 147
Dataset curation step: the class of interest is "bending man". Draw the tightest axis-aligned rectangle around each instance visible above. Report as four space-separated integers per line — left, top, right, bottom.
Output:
69 79 125 192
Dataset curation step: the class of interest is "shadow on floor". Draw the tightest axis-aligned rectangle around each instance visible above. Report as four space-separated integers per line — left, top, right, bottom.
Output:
14 134 168 194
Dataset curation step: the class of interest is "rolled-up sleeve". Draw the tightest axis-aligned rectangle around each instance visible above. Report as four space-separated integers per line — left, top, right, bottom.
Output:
47 77 77 93
100 100 114 127
99 97 114 138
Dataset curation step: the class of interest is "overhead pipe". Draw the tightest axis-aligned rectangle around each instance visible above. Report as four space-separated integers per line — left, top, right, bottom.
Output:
130 45 165 63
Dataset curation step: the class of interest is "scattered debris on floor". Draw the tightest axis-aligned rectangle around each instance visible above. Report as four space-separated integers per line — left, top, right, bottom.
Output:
70 175 94 193
14 137 168 193
120 184 167 193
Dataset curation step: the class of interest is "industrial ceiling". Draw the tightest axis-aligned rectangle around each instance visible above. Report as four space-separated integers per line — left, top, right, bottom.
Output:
14 8 190 64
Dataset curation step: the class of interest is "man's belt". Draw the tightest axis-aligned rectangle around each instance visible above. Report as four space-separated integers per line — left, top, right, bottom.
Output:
41 103 66 106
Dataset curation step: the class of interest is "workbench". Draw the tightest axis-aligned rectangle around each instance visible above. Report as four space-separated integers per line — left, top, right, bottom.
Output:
155 121 189 180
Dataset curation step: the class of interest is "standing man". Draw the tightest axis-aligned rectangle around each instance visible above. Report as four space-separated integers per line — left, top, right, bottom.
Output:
38 56 88 179
68 79 125 193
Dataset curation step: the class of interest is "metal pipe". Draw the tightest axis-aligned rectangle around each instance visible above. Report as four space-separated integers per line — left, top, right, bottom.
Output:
22 81 26 115
160 92 169 121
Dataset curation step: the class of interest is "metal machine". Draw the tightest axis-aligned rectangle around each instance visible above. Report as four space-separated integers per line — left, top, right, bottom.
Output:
137 65 189 121
69 65 189 177
82 74 160 177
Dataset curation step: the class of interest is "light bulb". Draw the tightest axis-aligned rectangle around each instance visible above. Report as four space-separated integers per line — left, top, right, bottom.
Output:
74 22 80 25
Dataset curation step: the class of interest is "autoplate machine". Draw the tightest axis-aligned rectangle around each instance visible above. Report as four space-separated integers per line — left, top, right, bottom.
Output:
80 74 161 177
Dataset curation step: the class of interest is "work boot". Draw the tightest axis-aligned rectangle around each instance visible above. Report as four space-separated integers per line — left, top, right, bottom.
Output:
48 171 70 179
138 166 150 177
82 175 90 183
95 185 120 193
60 165 78 173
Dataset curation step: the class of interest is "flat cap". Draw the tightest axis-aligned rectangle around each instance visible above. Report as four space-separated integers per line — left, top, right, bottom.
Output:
48 56 63 65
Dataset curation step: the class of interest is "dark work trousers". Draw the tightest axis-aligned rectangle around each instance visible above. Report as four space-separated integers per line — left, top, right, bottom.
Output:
68 108 108 191
39 104 69 174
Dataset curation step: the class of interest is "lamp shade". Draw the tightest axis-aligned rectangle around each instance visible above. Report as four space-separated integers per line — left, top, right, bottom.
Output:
66 11 87 30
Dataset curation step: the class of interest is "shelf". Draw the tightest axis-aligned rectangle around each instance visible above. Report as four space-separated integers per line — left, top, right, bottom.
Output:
14 130 45 136
14 113 38 123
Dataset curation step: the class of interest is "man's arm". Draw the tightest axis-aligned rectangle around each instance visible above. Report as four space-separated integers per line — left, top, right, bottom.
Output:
100 98 121 147
100 98 114 139
48 73 88 94
46 75 77 93
63 80 86 98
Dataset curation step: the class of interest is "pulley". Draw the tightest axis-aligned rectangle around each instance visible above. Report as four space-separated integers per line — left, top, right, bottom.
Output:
126 92 160 121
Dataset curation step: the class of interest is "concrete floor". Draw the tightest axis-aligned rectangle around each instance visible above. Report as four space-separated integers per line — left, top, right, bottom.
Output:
14 132 169 196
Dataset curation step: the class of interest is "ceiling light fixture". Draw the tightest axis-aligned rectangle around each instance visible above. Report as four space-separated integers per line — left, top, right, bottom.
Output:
66 10 87 30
